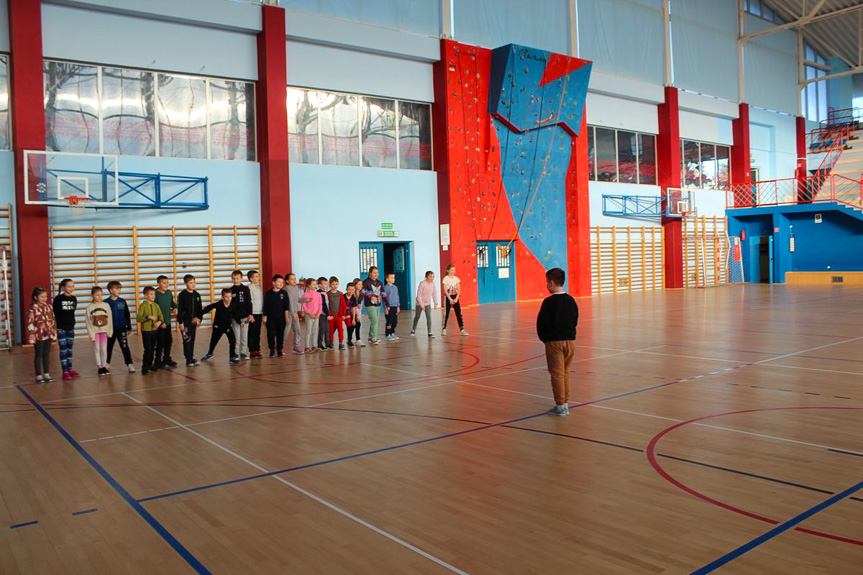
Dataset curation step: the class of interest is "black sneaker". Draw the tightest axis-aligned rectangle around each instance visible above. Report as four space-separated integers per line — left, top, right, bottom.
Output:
97 367 108 376
141 367 149 375
270 351 276 358
277 349 286 357
186 360 198 367
347 342 355 348
164 359 178 368
229 357 240 364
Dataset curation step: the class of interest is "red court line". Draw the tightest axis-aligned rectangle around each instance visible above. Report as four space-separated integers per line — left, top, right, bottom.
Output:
646 406 863 547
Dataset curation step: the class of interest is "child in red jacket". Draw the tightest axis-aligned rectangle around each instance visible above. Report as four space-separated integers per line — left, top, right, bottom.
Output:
327 277 349 351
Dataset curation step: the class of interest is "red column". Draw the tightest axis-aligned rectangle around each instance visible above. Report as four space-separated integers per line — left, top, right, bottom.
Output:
795 115 808 202
432 41 453 291
657 86 682 289
9 0 50 328
565 114 591 297
731 103 752 187
256 5 291 278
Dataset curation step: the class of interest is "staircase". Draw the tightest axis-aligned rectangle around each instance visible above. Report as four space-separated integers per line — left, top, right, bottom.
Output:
821 127 863 204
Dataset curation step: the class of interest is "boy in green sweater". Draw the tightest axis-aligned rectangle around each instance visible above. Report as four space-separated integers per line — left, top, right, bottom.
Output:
137 286 164 375
154 275 178 369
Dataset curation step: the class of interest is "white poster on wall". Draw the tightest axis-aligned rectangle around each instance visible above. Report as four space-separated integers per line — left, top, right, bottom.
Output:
498 268 510 279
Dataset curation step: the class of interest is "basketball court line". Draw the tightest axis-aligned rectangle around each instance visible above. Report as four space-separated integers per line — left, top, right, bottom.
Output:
692 478 863 574
120 393 469 575
15 385 212 575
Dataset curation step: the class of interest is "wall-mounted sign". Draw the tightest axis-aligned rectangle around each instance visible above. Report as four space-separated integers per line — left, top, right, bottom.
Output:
440 223 451 247
381 222 394 230
377 230 400 238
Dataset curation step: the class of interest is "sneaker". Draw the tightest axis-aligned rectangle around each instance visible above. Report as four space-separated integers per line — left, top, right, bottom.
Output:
372 339 381 345
391 335 400 341
127 364 136 373
327 345 335 351
98 367 108 376
347 342 355 348
62 370 73 381
339 344 346 350
251 351 262 359
292 347 304 355
269 351 276 358
201 354 214 362
35 375 43 383
42 374 52 383
68 369 81 378
357 341 366 347
154 363 164 371
141 368 149 376
442 328 447 336
229 357 240 364
186 361 199 367
164 359 178 368
240 354 249 360
278 349 286 357
460 330 469 337
547 404 569 417
428 333 435 338
410 331 416 337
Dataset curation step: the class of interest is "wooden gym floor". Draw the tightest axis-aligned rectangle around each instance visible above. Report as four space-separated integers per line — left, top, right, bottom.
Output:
0 284 861 574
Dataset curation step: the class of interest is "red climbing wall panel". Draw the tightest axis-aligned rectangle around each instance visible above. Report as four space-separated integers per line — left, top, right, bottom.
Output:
433 40 591 305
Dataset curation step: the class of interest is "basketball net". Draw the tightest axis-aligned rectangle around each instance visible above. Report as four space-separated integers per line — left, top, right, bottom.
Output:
67 195 87 216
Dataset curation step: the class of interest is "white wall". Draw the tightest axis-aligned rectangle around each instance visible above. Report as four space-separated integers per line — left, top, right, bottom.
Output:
289 164 439 288
750 107 797 182
587 92 658 134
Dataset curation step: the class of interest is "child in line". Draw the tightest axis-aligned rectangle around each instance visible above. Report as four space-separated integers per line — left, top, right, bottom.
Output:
317 276 332 351
347 278 366 347
230 270 254 359
411 271 438 338
137 286 164 375
442 264 468 337
328 276 348 350
155 275 178 369
106 281 135 373
28 287 57 383
284 273 303 355
53 278 80 380
536 267 579 416
301 277 321 354
247 270 264 358
85 286 113 376
263 274 289 357
383 272 400 341
361 267 387 345
202 288 241 364
176 274 203 367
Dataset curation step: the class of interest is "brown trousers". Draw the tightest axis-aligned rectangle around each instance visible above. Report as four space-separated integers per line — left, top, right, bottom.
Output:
545 340 576 405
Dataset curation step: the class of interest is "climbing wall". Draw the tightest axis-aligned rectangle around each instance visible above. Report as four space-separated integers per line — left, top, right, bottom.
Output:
433 40 592 305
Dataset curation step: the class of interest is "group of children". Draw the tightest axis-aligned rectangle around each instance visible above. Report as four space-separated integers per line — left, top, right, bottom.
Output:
25 263 470 382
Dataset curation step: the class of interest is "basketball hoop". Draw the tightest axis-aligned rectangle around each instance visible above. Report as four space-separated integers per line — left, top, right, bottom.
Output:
66 195 88 216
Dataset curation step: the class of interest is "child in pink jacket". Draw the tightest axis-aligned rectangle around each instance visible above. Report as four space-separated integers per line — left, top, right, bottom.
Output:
301 278 321 353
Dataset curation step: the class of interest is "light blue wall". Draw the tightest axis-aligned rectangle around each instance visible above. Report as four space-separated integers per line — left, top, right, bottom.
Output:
744 15 798 115
46 157 260 228
283 0 440 37
673 0 738 101
827 58 853 113
42 3 258 80
289 164 439 289
750 107 797 182
454 0 570 56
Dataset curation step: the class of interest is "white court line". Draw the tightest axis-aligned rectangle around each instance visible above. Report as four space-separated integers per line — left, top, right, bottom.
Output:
121 393 469 575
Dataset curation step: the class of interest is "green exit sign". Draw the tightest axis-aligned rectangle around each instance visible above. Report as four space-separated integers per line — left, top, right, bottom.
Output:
381 222 393 230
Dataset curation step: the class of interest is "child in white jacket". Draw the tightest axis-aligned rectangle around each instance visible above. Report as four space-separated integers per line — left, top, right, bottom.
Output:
86 286 114 376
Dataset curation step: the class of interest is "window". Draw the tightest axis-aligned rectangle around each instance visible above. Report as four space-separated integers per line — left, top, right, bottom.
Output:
209 79 255 161
496 245 510 268
44 59 255 160
0 56 10 151
681 139 731 190
802 43 830 123
44 62 100 154
745 0 785 23
587 126 657 185
287 86 432 170
477 245 489 268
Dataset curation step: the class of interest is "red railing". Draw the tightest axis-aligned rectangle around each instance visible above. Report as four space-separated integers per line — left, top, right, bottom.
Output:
727 174 863 210
806 124 851 155
823 107 862 128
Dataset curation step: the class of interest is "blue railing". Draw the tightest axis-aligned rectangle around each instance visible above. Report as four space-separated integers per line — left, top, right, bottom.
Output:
116 172 208 210
602 194 677 218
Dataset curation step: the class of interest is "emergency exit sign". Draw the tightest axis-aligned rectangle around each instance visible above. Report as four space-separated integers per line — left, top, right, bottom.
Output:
381 222 393 230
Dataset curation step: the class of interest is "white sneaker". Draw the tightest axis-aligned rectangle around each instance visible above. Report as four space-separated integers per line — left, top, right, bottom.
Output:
409 331 416 337
127 364 136 373
460 329 469 336
547 404 569 417
442 328 447 336
357 341 367 347
35 375 43 383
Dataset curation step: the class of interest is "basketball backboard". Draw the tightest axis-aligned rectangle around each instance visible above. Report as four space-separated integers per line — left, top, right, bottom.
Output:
24 151 119 207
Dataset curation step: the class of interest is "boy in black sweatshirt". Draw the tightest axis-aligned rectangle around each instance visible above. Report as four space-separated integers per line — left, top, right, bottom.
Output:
201 288 242 364
262 274 290 357
230 269 253 359
176 274 204 367
536 267 579 416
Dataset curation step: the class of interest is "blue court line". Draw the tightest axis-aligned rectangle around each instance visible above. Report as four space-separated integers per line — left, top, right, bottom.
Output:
139 368 732 504
9 520 38 529
692 478 863 574
72 508 98 516
15 385 212 575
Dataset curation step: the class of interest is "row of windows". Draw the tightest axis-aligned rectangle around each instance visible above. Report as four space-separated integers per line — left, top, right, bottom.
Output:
744 0 786 24
587 127 657 185
802 44 829 124
288 88 432 170
44 61 256 161
0 56 9 151
682 140 731 190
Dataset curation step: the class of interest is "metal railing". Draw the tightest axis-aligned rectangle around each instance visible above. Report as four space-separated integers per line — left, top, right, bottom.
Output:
824 107 863 128
727 174 863 210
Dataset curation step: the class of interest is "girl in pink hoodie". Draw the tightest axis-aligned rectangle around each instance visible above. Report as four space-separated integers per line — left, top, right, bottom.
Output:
301 278 321 353
411 271 439 337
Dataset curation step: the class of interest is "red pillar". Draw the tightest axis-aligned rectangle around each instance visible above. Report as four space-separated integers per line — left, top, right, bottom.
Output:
657 86 682 289
796 115 808 202
731 103 752 187
432 41 453 292
566 114 591 297
9 0 50 327
256 5 291 278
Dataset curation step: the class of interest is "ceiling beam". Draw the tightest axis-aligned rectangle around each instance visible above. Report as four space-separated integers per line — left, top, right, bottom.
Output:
742 2 863 43
800 64 863 86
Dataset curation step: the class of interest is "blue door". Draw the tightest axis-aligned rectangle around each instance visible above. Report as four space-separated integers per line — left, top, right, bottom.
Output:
477 241 516 304
359 242 384 279
386 243 412 310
